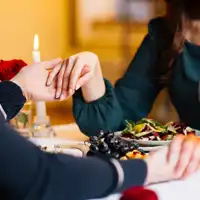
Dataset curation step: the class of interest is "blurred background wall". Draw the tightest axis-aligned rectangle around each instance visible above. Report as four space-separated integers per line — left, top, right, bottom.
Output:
0 0 178 126
0 0 69 61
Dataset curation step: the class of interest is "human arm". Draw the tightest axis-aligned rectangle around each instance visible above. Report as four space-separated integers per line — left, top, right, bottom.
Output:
0 121 147 200
0 80 147 199
0 119 200 200
0 58 63 121
73 20 164 136
80 57 106 102
45 18 168 136
0 78 198 200
114 33 162 122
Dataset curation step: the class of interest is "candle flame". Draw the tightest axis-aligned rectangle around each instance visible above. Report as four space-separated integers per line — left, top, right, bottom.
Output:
33 34 39 50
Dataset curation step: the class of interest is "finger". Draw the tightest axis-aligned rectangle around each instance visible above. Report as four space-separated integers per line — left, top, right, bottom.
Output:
52 78 57 92
76 72 92 90
167 134 184 163
68 58 84 92
43 58 62 70
80 65 90 76
55 60 67 99
60 57 76 99
75 65 91 90
175 135 196 178
46 60 64 86
182 140 200 179
53 75 59 99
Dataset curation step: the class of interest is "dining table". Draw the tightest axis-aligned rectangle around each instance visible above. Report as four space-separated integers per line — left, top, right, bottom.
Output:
29 123 199 200
90 171 200 200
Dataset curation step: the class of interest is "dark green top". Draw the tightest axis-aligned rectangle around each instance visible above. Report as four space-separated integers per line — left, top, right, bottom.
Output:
73 17 200 136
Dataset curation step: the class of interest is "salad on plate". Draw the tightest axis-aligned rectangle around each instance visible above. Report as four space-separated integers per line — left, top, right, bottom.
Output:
121 118 196 142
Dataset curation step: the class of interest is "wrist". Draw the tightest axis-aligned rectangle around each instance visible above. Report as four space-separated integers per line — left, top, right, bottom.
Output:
11 75 29 101
83 60 102 89
144 157 156 185
81 61 106 102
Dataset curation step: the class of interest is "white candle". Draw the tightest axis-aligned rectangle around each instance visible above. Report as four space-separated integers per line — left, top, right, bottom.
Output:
32 34 47 119
32 34 40 62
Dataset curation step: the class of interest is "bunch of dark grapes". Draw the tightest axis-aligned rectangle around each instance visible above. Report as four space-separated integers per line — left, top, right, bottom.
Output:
87 131 142 159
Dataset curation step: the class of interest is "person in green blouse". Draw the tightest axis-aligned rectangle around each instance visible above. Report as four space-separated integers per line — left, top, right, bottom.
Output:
48 0 200 136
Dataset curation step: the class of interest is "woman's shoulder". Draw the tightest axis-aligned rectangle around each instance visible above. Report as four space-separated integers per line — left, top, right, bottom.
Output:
147 16 173 50
148 17 171 40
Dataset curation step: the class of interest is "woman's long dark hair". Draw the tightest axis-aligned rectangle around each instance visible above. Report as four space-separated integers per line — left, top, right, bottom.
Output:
156 1 200 87
156 1 185 87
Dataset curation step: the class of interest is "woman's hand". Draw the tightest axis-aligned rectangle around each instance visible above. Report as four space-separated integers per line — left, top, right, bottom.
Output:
145 134 200 185
47 52 105 102
11 58 62 101
167 134 200 179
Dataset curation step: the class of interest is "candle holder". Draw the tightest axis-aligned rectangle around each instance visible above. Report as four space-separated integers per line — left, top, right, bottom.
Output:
9 101 33 138
32 116 56 137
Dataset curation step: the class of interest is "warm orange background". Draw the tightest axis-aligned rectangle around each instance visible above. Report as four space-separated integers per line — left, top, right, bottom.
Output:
0 1 178 139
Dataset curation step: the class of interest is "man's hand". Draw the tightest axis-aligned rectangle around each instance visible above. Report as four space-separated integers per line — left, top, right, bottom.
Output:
11 58 62 101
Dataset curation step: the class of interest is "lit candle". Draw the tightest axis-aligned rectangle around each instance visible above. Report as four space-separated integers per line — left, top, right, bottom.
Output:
32 34 40 62
32 34 47 119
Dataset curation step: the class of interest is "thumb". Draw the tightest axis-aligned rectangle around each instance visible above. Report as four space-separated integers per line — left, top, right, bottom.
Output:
43 58 62 70
80 65 90 76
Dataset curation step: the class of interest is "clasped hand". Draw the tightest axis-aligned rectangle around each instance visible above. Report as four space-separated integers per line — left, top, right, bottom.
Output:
10 53 200 185
11 52 99 101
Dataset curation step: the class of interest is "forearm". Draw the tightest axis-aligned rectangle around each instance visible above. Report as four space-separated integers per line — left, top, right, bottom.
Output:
47 155 147 199
73 79 124 136
81 60 106 102
0 122 147 200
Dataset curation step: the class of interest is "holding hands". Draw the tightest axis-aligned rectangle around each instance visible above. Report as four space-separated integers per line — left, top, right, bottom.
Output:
9 52 200 185
47 51 100 100
11 51 104 102
11 58 62 101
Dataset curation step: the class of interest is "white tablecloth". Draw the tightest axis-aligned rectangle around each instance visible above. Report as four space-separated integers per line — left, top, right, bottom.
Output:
92 171 200 200
29 133 200 200
148 171 200 200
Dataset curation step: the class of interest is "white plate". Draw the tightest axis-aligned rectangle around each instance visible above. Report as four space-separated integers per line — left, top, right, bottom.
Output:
133 139 172 146
29 137 85 157
114 131 172 146
114 131 137 142
139 146 163 152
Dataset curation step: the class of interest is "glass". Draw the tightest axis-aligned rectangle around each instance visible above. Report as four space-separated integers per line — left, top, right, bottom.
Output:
32 116 56 137
10 101 32 138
